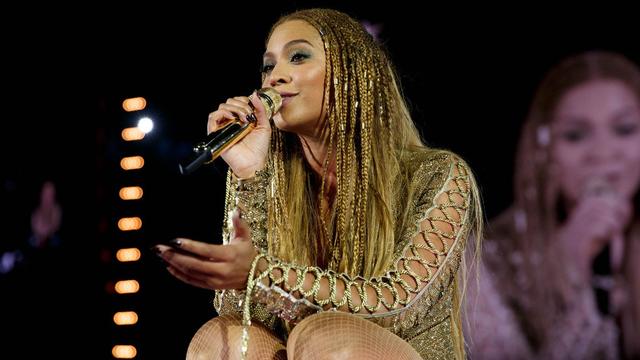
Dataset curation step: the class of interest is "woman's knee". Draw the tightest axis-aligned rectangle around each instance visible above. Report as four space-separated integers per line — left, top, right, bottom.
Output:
187 314 243 360
287 312 368 359
287 312 420 360
187 314 285 360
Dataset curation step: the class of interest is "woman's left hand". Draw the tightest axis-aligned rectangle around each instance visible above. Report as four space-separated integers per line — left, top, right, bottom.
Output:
153 210 258 290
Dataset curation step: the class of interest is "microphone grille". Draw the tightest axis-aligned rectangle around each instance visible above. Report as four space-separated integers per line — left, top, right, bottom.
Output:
256 87 282 119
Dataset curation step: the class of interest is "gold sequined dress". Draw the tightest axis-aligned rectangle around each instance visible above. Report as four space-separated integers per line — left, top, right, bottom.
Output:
214 149 475 359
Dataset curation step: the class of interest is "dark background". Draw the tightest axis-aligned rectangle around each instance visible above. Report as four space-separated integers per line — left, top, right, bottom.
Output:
1 1 638 358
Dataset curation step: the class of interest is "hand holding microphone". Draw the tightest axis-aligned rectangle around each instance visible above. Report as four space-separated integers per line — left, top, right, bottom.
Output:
179 88 282 177
557 178 631 280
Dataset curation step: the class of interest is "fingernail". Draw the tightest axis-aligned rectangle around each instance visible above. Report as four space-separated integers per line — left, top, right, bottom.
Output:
151 247 168 266
156 256 168 267
169 239 182 248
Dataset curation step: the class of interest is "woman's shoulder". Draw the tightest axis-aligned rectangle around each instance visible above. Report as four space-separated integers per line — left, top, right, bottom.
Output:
395 147 476 209
400 147 471 179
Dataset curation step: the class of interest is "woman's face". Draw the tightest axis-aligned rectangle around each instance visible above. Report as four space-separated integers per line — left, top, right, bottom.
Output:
262 20 326 137
551 79 640 203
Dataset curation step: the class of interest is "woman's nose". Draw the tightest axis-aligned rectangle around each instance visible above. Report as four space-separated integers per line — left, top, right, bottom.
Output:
585 132 619 163
267 64 290 87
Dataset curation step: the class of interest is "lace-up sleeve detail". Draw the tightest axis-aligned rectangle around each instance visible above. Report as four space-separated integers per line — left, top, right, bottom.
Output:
250 153 474 324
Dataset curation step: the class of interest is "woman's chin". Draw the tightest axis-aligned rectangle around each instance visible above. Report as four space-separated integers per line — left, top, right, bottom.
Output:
272 114 298 133
272 115 287 130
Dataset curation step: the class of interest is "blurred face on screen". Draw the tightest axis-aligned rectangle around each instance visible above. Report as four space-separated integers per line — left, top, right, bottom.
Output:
550 79 640 204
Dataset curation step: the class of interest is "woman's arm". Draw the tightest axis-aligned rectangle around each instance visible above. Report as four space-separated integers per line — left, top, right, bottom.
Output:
158 153 477 322
212 169 278 329
249 153 476 317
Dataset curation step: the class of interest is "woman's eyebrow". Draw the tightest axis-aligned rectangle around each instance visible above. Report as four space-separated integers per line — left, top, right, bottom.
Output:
263 39 314 59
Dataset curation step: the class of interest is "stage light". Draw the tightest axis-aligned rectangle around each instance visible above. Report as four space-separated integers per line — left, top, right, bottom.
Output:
119 186 143 200
122 97 147 112
116 248 141 262
114 311 138 325
121 127 145 141
137 117 154 133
120 156 144 170
115 280 140 294
112 345 137 358
118 217 142 231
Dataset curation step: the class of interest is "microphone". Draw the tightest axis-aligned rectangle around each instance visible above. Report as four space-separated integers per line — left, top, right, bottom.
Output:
592 243 612 315
179 88 282 175
584 177 618 315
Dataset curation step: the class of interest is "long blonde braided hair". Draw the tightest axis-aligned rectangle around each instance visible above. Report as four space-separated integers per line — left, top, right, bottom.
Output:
262 8 424 279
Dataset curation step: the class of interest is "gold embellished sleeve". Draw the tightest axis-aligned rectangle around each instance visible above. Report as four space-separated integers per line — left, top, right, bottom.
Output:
213 169 278 329
251 153 474 323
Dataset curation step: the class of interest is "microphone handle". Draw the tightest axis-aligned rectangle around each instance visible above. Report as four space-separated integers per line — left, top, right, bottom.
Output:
592 243 612 315
178 87 281 175
179 120 254 175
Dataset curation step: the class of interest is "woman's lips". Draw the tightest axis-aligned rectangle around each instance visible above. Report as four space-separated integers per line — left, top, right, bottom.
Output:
281 94 295 107
581 172 623 196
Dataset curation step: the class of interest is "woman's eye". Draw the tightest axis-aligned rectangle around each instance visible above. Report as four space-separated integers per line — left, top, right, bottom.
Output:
561 129 586 143
614 122 638 136
261 64 274 74
290 52 309 62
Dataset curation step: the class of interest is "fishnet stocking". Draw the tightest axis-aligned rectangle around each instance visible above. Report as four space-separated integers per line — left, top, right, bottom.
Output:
187 312 420 359
187 314 286 360
287 312 421 360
